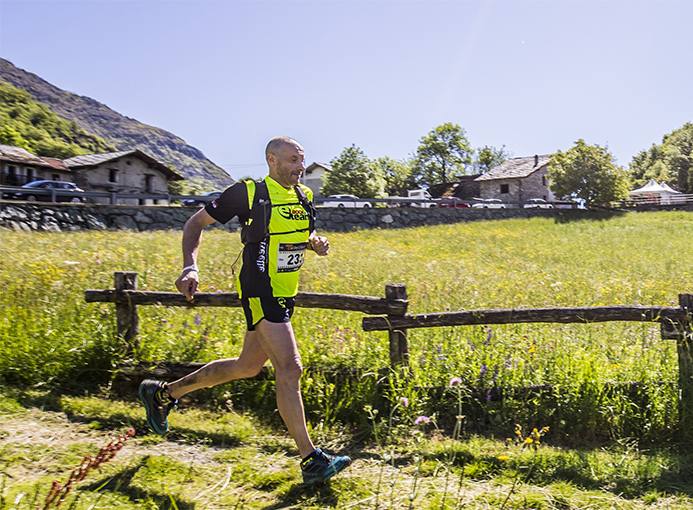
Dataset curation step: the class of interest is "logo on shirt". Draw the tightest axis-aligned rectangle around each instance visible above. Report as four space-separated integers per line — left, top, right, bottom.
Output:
210 200 219 208
278 206 308 222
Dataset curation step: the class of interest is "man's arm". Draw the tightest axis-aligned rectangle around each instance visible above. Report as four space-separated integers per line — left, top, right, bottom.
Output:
175 208 218 300
308 231 329 256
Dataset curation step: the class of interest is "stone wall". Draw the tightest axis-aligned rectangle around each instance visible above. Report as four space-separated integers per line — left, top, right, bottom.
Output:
0 200 597 233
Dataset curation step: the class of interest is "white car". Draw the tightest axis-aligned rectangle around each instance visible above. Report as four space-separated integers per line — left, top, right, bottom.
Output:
320 194 372 208
472 199 507 209
523 198 554 209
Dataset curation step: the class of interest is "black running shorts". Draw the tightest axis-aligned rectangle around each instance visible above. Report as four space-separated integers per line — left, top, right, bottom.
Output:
241 296 296 331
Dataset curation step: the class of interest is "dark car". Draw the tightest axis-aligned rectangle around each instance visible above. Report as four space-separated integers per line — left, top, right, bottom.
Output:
438 197 470 208
8 180 85 203
181 190 223 207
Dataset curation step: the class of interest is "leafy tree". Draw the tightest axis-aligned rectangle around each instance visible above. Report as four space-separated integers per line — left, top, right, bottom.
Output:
321 145 385 198
548 139 630 206
473 145 511 174
412 123 473 187
630 123 693 192
374 156 416 197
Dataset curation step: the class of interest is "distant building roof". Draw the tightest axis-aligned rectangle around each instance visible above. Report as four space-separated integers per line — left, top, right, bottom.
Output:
305 162 332 174
475 155 552 181
0 144 67 170
64 149 184 181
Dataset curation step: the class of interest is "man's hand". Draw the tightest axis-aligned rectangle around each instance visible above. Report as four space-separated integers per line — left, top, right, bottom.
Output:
309 233 330 256
175 269 199 301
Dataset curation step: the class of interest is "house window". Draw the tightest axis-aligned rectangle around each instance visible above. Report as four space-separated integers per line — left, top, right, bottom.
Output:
542 175 547 186
109 169 118 183
52 174 60 181
145 175 154 193
500 183 509 194
26 168 34 182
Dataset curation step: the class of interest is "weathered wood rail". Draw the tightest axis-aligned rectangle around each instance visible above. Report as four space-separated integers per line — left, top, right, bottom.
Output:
87 272 693 438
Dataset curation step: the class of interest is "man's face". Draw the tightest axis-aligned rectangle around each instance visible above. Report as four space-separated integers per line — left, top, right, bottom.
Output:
268 142 305 188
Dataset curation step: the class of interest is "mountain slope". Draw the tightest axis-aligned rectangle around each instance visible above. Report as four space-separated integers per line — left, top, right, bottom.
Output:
0 58 233 189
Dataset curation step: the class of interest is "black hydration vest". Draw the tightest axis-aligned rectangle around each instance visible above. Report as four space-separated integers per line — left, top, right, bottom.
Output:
240 180 317 244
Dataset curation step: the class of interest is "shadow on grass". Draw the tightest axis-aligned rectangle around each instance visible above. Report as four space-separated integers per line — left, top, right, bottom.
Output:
84 459 196 510
259 481 341 510
552 209 628 223
424 444 693 500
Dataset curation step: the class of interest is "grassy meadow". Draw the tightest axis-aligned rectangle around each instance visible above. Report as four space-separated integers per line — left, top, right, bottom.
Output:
3 210 693 508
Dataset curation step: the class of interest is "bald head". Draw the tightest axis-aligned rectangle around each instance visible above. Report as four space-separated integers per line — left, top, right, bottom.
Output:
266 136 302 159
265 136 306 188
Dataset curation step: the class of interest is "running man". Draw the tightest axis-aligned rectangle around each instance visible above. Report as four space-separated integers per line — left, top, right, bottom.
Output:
139 136 351 485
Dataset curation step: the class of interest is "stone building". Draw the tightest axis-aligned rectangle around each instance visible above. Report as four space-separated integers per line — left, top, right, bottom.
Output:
302 162 330 199
0 145 74 185
63 150 183 205
475 155 554 204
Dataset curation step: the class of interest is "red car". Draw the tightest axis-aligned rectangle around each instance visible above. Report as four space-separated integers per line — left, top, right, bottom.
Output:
438 197 470 208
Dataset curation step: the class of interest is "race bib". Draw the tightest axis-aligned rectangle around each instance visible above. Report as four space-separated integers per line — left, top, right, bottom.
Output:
277 242 308 273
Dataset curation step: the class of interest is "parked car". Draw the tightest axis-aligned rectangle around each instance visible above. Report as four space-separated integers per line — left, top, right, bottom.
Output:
523 198 554 209
472 198 507 209
181 190 222 207
7 180 85 203
438 197 470 208
320 194 372 208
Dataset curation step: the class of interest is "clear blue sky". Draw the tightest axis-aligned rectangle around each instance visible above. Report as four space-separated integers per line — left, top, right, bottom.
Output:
1 0 690 181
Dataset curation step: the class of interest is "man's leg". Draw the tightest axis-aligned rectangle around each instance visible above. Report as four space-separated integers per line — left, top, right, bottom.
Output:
252 320 351 484
140 330 268 434
167 330 268 399
252 319 315 458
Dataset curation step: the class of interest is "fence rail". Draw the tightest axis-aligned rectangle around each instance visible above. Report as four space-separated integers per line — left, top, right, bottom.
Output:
86 272 693 438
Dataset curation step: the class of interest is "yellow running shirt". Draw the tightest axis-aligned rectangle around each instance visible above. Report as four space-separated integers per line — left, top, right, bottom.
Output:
205 176 313 298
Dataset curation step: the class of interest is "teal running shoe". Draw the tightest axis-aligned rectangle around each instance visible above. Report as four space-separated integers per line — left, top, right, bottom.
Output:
139 379 176 435
301 448 351 485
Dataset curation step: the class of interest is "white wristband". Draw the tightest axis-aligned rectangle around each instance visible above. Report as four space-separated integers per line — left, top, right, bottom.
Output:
182 264 199 272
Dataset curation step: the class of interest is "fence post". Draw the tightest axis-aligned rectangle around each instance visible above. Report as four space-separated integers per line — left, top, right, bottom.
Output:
386 283 409 368
115 271 140 354
662 293 693 440
678 293 693 440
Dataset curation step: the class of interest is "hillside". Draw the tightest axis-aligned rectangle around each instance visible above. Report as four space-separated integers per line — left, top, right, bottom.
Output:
0 58 233 189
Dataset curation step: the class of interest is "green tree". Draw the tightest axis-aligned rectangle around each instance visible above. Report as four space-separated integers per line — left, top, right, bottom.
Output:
473 145 510 174
321 145 385 198
374 156 416 197
412 123 473 187
630 123 693 192
548 140 630 206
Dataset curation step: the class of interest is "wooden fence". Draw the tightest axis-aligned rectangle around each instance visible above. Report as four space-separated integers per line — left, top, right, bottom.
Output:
86 272 693 435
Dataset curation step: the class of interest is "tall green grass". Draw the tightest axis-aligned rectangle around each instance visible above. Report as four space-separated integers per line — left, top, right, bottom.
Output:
1 211 692 443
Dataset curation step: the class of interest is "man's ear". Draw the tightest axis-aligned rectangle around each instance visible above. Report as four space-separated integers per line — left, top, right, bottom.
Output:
266 153 276 167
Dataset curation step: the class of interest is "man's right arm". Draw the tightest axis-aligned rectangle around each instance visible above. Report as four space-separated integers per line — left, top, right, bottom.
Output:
175 208 217 301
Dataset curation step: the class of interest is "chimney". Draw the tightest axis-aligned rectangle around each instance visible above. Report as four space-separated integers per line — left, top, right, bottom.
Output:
534 154 539 167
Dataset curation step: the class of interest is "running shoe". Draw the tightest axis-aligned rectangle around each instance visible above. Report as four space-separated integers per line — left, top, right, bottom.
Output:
139 379 177 435
301 448 352 485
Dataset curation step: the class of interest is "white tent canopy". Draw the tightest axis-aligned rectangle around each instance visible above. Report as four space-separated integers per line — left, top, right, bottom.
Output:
630 180 682 204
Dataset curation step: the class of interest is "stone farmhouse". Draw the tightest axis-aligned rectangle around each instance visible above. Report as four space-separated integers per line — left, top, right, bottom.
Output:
0 145 73 185
302 162 330 199
475 155 554 203
0 145 183 204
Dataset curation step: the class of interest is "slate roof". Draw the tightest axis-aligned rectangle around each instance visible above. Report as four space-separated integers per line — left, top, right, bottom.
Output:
475 155 552 182
0 144 66 169
64 149 184 181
